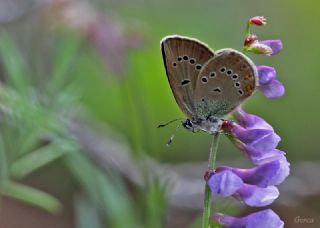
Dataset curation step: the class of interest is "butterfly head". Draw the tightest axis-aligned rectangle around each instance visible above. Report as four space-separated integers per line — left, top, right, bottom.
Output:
182 116 223 134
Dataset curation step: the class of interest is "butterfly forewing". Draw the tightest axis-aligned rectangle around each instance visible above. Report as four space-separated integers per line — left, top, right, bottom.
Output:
161 35 215 118
194 48 257 118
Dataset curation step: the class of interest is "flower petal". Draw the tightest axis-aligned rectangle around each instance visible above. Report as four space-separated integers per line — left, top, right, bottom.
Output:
259 79 285 99
208 170 243 197
234 107 273 130
232 126 281 151
257 65 276 85
235 184 279 207
213 209 284 228
239 143 285 165
217 155 290 187
259 40 283 55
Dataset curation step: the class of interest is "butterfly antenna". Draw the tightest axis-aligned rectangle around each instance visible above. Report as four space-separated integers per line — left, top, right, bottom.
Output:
166 125 181 146
158 118 183 128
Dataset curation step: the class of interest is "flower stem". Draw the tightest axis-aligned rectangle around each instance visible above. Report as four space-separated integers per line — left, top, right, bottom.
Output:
202 132 220 228
243 22 251 53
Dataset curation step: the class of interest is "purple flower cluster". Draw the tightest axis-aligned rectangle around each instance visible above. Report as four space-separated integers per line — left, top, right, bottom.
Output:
207 17 289 227
208 107 289 227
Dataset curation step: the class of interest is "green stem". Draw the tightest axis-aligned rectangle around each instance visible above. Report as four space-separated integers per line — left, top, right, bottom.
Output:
243 22 251 53
202 133 220 228
245 22 251 37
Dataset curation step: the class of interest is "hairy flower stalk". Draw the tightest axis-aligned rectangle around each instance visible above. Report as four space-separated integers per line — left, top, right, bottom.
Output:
202 133 220 228
201 16 289 227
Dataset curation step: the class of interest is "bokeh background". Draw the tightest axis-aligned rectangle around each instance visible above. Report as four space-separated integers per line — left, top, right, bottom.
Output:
0 0 319 227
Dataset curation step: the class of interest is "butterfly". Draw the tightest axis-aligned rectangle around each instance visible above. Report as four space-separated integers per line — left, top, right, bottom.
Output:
160 35 258 135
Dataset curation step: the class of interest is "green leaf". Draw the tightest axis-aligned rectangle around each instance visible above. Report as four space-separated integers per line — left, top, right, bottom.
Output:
0 181 61 213
11 144 67 179
0 33 30 94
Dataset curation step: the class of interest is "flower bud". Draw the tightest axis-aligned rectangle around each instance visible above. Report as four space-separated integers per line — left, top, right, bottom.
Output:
244 34 257 47
249 16 267 26
248 41 273 56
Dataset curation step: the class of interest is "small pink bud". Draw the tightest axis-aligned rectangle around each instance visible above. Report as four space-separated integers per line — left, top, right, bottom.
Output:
249 16 267 26
244 34 257 47
221 120 234 132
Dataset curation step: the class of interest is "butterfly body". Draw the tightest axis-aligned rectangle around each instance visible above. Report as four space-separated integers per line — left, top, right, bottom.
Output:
182 117 222 134
161 35 258 134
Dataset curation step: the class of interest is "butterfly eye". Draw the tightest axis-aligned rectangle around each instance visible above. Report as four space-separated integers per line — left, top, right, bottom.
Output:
234 82 241 88
227 70 232 75
196 64 202 70
232 74 238 80
183 55 189 60
238 90 244 95
189 58 195 64
210 72 216 78
220 67 226 73
201 76 208 83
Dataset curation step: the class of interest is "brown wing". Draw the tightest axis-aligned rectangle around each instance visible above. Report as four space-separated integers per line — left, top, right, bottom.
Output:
161 35 215 118
194 48 257 118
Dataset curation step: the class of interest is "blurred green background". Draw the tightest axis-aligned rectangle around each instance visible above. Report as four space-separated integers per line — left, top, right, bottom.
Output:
0 0 319 227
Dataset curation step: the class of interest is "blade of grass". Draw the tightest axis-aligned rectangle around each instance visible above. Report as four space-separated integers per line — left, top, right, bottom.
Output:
74 194 103 228
0 33 30 94
0 135 9 179
65 152 138 228
10 144 67 179
0 180 61 213
50 34 83 92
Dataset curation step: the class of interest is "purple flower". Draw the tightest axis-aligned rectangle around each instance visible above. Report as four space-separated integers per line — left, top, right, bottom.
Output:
230 124 281 151
208 170 243 197
208 171 279 207
256 65 285 99
216 155 290 187
234 107 273 130
248 41 273 55
240 144 286 165
257 66 276 85
247 40 282 56
259 79 285 99
213 209 284 228
259 40 283 56
235 184 279 207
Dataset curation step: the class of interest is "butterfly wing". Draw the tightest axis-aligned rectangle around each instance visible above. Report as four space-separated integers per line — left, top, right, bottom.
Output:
161 35 215 118
193 48 257 119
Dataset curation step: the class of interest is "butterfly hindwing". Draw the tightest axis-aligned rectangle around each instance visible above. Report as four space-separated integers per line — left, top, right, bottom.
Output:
194 48 257 118
161 35 215 118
